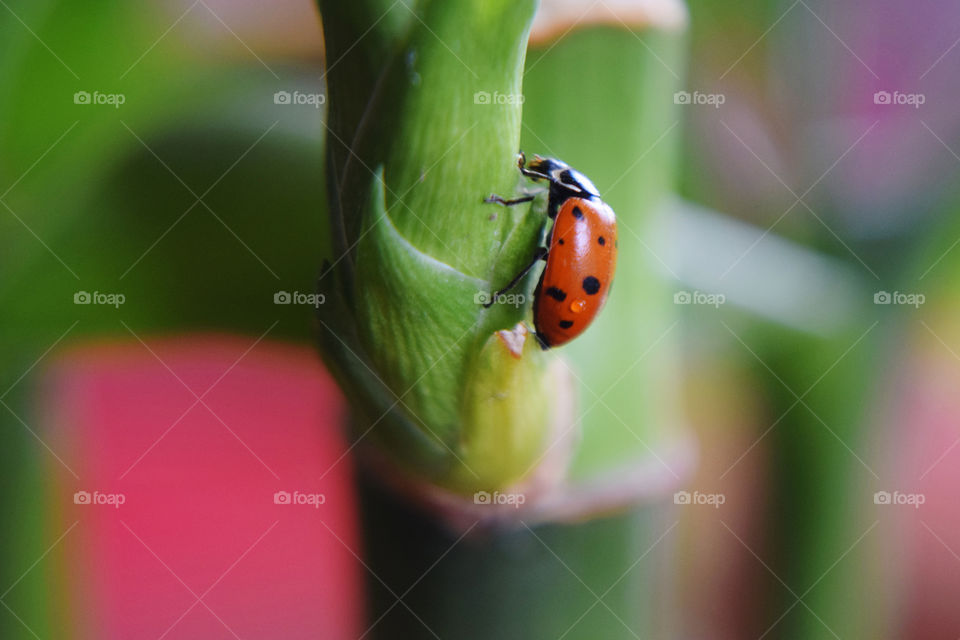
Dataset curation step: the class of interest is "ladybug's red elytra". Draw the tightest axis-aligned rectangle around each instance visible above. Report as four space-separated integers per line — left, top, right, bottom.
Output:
484 152 618 349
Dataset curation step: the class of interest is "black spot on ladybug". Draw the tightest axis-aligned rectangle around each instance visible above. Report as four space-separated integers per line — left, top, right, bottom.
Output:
572 206 584 219
559 320 574 329
545 286 567 302
558 238 565 245
598 236 606 246
582 276 601 295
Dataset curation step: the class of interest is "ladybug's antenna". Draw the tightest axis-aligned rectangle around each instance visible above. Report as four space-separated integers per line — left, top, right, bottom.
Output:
520 167 551 181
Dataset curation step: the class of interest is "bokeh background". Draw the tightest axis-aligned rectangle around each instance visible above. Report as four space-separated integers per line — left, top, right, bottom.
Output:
2 0 960 638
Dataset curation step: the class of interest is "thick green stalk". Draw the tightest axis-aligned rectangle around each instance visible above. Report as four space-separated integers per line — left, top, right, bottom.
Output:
326 2 691 637
317 0 553 492
357 475 671 640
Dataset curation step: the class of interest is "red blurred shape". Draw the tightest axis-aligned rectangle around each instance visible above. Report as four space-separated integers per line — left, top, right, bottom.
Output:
41 335 361 640
897 355 960 639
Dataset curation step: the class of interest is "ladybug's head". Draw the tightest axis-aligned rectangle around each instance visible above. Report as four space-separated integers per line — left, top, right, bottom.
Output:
522 154 601 199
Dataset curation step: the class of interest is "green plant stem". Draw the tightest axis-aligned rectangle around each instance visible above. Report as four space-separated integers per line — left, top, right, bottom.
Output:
349 7 690 638
357 475 672 640
318 0 556 492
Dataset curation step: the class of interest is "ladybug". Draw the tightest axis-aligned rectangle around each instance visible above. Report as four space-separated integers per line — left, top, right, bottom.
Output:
484 152 617 349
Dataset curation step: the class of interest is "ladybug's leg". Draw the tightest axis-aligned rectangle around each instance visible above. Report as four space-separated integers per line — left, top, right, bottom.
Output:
546 190 564 219
483 246 548 308
484 193 535 206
